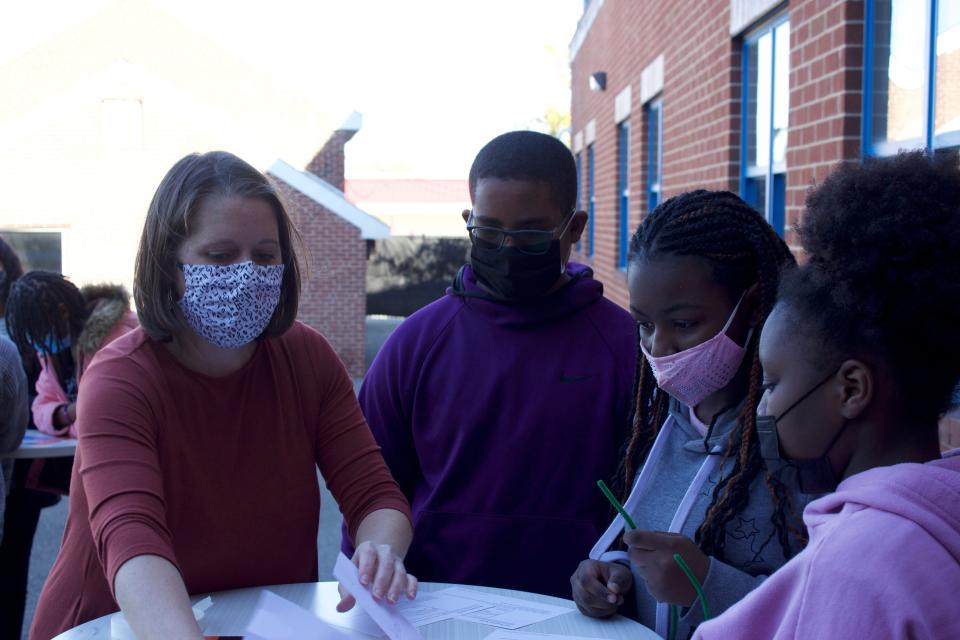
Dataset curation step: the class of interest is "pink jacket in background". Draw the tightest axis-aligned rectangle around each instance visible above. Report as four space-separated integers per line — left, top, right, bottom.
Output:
693 450 960 639
33 309 138 438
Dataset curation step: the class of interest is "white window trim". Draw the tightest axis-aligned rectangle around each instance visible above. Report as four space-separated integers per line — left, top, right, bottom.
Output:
584 120 597 145
614 85 632 124
640 55 665 105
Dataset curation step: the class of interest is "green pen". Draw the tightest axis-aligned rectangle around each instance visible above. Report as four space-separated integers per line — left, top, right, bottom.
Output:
596 479 637 529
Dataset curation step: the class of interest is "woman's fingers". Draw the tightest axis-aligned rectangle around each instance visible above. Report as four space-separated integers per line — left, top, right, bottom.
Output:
336 584 356 612
386 559 407 604
356 543 377 587
371 543 395 599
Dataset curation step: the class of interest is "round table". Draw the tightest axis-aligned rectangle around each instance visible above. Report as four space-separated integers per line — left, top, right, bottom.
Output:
53 581 658 639
6 429 77 459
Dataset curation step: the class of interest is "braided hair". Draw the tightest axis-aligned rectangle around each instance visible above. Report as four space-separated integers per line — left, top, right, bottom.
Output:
5 271 87 385
620 189 804 561
0 235 23 311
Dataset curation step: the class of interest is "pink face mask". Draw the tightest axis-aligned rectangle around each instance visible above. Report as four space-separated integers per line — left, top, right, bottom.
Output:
640 294 752 408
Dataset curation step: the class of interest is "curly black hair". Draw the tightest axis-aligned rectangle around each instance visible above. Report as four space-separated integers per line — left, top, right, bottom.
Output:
621 189 805 562
468 131 577 214
779 151 960 423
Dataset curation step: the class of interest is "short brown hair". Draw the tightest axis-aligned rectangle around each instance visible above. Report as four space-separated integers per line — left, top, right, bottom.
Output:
134 151 301 341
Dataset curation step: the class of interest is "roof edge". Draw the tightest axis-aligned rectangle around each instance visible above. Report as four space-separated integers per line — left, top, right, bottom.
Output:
268 159 389 240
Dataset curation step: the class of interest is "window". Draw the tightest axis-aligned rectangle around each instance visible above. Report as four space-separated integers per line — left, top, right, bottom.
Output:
741 15 790 235
617 121 630 270
646 99 662 212
864 0 960 154
576 151 583 253
0 231 62 272
587 144 595 257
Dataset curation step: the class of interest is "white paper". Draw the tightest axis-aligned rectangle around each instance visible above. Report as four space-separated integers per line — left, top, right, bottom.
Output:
333 552 423 640
435 587 572 630
484 632 606 640
320 590 492 636
245 590 352 640
395 592 493 627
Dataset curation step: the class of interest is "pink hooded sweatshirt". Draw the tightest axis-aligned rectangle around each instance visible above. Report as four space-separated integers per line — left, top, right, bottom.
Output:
694 449 960 639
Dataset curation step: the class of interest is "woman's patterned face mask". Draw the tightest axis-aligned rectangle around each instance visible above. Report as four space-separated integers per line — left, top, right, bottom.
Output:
177 261 284 349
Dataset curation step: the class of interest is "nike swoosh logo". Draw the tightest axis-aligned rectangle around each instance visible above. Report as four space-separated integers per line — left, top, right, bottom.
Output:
560 374 594 384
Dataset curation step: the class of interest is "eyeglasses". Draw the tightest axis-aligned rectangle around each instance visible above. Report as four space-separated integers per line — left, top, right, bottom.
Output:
466 209 576 256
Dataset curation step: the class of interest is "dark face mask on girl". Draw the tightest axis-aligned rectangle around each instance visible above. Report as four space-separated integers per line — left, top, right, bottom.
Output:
756 368 849 494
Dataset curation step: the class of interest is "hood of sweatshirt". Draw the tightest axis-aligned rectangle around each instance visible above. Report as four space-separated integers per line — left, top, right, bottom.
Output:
449 262 606 328
804 449 960 562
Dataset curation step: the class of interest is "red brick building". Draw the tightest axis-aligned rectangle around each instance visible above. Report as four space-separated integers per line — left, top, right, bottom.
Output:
569 0 959 443
269 115 389 378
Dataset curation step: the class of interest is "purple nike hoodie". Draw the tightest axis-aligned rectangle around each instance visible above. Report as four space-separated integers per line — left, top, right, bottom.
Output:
342 263 637 597
694 449 960 639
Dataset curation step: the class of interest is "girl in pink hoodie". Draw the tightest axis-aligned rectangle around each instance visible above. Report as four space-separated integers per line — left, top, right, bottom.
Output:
694 151 960 638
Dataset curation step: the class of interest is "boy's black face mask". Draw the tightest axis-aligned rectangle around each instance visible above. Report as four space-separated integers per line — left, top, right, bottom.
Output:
469 240 564 302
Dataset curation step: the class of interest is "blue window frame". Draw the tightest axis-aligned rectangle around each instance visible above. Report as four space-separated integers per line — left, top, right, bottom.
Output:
575 151 583 253
587 144 595 257
646 99 663 212
863 0 960 155
741 14 790 235
617 121 630 270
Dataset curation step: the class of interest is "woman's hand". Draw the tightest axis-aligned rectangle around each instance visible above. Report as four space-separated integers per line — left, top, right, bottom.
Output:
337 541 418 612
624 530 710 607
570 559 633 618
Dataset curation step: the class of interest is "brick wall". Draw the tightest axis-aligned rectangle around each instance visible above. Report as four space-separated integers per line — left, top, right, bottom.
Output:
571 0 740 305
274 180 367 378
570 0 866 305
306 129 357 192
785 0 863 250
571 0 960 447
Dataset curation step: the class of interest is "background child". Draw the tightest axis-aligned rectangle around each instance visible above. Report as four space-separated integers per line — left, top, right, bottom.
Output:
572 191 808 639
694 152 960 638
6 272 138 438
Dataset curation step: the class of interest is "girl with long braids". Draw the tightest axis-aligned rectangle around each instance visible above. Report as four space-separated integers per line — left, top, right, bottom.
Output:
572 190 808 638
5 272 138 439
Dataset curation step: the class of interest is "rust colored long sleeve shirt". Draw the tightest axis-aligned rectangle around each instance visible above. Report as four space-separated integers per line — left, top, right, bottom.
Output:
30 323 410 640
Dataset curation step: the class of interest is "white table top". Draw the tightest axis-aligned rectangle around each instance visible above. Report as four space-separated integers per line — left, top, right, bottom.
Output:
54 581 658 639
5 429 78 459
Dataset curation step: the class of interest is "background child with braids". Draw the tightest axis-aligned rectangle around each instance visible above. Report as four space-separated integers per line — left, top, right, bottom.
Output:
571 190 809 638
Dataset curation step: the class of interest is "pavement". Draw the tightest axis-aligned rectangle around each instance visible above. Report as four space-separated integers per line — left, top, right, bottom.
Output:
17 316 405 639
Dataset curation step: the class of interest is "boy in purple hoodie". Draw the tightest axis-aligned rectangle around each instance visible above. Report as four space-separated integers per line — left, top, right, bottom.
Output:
343 131 637 597
694 152 960 638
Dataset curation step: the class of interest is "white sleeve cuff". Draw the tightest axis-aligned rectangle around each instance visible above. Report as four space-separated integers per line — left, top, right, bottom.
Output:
599 550 630 566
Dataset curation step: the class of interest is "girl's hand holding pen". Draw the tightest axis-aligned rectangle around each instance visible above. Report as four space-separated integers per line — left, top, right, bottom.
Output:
624 530 710 607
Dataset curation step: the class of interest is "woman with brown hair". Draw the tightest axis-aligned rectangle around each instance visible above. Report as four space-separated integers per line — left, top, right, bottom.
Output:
30 151 415 640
